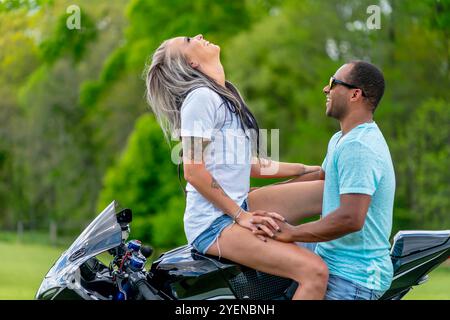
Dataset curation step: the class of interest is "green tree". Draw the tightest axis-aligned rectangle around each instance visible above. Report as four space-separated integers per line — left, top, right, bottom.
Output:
13 0 128 231
393 98 450 231
97 114 184 246
0 4 41 227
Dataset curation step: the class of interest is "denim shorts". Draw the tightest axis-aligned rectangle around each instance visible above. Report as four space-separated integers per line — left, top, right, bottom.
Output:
192 199 248 254
325 274 385 300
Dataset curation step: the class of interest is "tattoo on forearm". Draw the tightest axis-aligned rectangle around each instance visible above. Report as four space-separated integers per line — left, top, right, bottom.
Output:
211 177 228 197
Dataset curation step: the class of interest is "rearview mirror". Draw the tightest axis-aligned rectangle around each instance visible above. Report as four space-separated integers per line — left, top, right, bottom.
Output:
116 208 132 229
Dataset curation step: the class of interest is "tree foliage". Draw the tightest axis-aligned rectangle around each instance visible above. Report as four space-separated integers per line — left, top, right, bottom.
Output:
97 114 184 245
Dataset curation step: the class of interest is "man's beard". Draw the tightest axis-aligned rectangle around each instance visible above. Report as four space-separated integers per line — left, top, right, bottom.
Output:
327 100 347 120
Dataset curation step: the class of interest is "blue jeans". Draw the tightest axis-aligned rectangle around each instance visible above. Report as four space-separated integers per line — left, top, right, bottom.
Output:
192 199 248 254
325 274 385 300
296 243 386 300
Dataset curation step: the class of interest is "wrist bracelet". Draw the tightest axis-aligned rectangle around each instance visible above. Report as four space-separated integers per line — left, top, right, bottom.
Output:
235 209 244 222
232 207 243 223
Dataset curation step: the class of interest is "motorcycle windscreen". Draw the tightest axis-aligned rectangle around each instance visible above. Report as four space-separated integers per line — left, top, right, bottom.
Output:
43 201 123 283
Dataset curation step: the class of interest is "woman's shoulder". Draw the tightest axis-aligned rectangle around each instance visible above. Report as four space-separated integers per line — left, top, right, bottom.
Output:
183 86 224 107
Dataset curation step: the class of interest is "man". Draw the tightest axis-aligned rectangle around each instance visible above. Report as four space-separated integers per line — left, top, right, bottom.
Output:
253 61 396 300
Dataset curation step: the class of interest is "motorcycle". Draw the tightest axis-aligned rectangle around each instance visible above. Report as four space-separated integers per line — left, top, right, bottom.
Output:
36 201 450 300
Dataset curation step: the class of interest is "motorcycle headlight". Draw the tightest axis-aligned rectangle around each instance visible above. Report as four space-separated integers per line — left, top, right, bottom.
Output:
36 259 83 300
36 277 61 300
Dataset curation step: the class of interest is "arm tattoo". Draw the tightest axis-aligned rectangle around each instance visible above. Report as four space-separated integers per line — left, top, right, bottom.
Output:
211 177 228 197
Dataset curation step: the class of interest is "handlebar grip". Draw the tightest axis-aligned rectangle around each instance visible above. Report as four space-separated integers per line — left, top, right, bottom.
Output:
128 269 162 300
133 278 162 300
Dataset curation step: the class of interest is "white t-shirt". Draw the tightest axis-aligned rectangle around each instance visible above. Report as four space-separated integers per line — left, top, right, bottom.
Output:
180 87 252 244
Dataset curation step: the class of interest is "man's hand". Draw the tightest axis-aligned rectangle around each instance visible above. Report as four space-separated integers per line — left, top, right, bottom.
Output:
236 210 286 241
249 211 296 242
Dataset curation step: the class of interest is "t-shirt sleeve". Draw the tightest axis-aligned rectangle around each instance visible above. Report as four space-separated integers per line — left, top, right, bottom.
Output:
321 155 328 171
180 88 217 140
336 141 383 196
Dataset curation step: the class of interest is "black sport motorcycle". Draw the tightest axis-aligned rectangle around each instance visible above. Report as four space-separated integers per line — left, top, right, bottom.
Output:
36 201 450 300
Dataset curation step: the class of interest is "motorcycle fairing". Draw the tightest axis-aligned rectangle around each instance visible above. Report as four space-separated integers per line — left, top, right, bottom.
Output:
36 201 123 299
381 230 450 300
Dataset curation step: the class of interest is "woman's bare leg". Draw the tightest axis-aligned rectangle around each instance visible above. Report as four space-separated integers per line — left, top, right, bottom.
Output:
207 223 328 300
248 180 324 224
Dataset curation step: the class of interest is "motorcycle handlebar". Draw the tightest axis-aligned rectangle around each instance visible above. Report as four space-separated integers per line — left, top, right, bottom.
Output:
135 280 161 300
129 272 162 300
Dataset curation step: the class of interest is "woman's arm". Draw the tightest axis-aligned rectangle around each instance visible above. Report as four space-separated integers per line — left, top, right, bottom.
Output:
272 169 325 184
183 137 284 238
250 157 322 179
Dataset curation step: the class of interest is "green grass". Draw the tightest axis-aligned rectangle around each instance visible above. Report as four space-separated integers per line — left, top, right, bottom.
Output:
404 263 450 300
1 240 449 300
0 231 75 247
0 241 65 300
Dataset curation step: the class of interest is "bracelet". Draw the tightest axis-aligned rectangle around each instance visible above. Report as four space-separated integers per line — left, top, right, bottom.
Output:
232 207 243 224
235 209 244 222
300 164 306 175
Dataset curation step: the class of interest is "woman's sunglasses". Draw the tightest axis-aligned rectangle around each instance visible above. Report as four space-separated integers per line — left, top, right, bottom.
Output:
329 76 366 96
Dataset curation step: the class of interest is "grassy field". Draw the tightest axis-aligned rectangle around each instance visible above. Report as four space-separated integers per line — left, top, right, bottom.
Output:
0 242 64 300
404 261 450 300
0 240 449 300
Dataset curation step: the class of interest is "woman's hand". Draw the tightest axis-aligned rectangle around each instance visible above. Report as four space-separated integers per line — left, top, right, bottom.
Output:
236 210 286 241
251 215 297 243
301 165 322 175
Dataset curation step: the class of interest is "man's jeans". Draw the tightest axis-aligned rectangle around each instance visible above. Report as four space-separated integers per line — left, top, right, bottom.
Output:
296 242 386 300
325 274 385 300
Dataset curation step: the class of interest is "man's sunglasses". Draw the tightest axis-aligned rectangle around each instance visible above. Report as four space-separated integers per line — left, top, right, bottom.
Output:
329 76 366 96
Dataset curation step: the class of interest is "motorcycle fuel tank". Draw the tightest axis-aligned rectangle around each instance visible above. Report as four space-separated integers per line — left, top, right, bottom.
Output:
150 245 293 300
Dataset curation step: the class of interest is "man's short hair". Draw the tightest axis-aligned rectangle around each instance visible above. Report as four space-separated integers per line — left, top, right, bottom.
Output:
347 61 385 112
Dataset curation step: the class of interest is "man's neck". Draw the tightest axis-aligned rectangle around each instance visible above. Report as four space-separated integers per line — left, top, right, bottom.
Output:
339 111 373 135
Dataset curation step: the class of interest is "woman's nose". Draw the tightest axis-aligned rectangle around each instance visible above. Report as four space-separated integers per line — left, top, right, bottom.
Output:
323 85 330 94
195 34 203 40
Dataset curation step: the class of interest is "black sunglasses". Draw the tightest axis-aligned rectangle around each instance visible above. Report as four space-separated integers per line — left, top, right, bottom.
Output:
329 76 366 96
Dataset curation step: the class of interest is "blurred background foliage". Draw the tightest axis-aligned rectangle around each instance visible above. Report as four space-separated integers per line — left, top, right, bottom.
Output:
0 0 448 250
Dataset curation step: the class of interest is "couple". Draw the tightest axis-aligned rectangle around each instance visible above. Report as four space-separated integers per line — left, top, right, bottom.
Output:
145 34 395 300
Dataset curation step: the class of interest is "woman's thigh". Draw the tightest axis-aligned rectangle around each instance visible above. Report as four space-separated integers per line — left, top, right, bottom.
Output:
248 180 324 224
206 223 324 281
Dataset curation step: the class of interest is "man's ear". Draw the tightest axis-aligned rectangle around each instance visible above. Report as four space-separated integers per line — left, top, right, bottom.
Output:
350 89 362 101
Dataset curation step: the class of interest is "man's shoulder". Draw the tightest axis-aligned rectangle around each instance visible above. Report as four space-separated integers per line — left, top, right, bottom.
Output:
341 124 384 150
328 131 342 145
336 137 379 161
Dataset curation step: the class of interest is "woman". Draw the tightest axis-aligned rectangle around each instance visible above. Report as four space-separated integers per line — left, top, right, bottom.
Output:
145 34 328 299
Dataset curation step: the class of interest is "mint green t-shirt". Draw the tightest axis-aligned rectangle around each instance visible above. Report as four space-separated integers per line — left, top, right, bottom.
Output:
315 122 395 291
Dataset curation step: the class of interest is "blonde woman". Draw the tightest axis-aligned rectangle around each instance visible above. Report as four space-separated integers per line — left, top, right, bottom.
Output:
145 34 327 299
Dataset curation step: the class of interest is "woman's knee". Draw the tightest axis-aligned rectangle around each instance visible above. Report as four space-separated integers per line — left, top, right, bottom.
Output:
312 259 329 283
292 255 329 285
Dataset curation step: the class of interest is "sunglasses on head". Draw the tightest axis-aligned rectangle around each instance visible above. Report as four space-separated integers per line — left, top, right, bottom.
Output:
329 76 366 96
